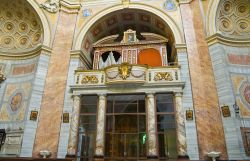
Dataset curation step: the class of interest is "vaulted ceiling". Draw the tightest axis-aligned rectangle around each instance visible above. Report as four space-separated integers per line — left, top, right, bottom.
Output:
82 9 175 53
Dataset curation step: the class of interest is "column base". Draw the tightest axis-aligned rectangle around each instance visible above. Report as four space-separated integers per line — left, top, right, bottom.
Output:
178 155 190 161
94 155 104 161
65 154 75 158
147 155 158 161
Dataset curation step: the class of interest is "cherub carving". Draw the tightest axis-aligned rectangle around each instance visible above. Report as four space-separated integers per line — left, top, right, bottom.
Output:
40 0 59 13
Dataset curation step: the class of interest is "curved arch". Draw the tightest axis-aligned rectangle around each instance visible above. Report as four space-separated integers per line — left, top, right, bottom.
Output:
206 0 221 36
74 4 184 50
26 0 51 47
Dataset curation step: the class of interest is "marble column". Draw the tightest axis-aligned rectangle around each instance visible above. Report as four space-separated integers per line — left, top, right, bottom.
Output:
33 1 81 157
179 1 227 159
67 95 81 156
146 93 158 159
94 94 106 159
174 92 188 158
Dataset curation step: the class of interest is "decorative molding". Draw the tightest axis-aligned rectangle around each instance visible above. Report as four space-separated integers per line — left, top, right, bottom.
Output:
70 50 92 69
60 0 81 14
177 0 193 4
175 44 187 53
0 45 52 60
206 33 250 47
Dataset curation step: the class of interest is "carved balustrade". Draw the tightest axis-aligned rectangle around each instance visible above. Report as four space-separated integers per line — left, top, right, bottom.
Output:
74 63 181 86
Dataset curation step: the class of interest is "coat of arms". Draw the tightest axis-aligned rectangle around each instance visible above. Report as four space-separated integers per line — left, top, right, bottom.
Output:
118 63 132 80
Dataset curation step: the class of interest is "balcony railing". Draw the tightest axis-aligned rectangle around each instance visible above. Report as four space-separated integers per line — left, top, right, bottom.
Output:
74 63 181 86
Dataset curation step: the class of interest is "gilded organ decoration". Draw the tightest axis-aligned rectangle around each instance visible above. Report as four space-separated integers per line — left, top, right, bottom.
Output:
154 72 173 81
81 75 99 84
0 0 43 51
118 63 132 80
217 0 250 39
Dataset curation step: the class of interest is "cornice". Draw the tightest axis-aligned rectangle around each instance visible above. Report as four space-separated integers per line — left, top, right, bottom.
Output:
206 33 250 47
0 45 52 60
60 0 81 14
70 50 92 69
177 0 193 4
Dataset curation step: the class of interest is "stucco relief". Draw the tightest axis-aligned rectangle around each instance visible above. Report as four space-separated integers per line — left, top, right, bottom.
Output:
0 82 32 122
10 92 22 112
216 0 250 39
230 74 250 116
0 0 43 52
244 85 250 104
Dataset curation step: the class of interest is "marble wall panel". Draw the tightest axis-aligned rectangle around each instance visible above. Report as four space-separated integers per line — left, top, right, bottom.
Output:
0 57 38 130
209 43 250 159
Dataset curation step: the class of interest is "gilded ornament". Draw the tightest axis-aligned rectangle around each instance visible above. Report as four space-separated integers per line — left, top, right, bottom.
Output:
6 23 13 30
16 11 23 19
19 23 27 31
239 6 246 13
4 38 11 44
118 63 132 80
81 75 99 84
32 20 38 27
0 70 6 84
33 33 41 42
20 38 27 45
224 3 231 12
154 72 173 81
239 22 248 29
5 11 12 18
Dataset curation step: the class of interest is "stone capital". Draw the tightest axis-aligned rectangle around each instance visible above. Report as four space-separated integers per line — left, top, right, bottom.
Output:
60 0 81 14
175 44 187 53
72 95 80 100
146 92 155 98
174 92 183 97
177 0 193 4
